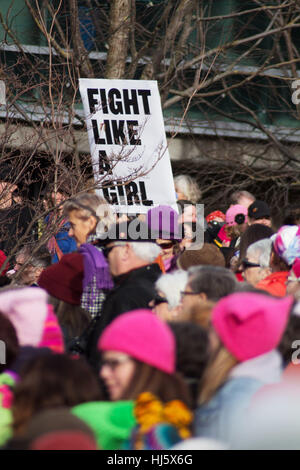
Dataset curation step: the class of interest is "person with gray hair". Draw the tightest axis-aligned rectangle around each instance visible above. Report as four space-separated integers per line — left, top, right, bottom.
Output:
85 221 163 370
63 192 115 247
229 190 255 208
241 238 272 287
180 265 237 317
174 175 201 204
12 244 52 286
63 192 116 319
150 270 188 322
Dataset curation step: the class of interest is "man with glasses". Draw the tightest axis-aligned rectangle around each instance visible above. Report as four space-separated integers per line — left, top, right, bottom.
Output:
180 265 237 317
242 239 272 287
86 220 162 369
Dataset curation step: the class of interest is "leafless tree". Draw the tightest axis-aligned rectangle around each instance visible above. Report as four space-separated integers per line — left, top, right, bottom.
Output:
0 0 299 262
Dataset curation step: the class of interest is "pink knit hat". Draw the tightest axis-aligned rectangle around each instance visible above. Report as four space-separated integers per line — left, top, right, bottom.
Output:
225 205 248 226
0 287 48 347
212 293 293 361
0 287 64 352
38 304 65 353
98 310 175 374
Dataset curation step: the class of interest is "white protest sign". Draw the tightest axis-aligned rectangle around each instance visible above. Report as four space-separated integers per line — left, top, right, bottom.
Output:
0 81 5 106
79 79 177 214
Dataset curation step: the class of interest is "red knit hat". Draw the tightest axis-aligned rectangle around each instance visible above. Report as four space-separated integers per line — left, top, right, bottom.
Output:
206 211 226 223
38 253 84 305
30 431 98 450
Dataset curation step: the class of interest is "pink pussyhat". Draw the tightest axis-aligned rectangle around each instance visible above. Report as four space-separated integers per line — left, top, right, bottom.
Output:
0 287 48 347
98 309 175 374
225 204 248 226
39 304 65 354
212 292 294 361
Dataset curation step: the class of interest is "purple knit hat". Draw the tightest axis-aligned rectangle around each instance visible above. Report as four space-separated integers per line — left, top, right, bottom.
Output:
98 310 175 374
147 205 182 241
212 292 293 361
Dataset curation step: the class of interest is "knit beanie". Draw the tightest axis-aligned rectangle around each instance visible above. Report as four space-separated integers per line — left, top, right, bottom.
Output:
38 304 65 353
225 205 248 226
177 244 225 270
291 258 300 280
30 431 98 450
206 211 226 223
272 225 300 267
38 253 84 305
212 293 293 361
98 310 176 374
12 408 96 448
147 205 182 240
72 401 135 450
0 287 48 347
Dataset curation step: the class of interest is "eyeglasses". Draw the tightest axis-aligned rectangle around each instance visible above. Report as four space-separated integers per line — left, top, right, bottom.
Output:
102 244 124 258
101 356 132 371
152 293 168 306
242 259 261 270
180 290 199 297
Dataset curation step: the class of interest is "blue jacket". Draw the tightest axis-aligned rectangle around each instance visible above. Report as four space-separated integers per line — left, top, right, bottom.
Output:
45 215 77 263
194 376 263 443
52 223 77 263
194 350 283 444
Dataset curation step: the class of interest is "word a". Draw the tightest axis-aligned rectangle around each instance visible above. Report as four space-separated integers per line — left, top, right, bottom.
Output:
292 80 300 105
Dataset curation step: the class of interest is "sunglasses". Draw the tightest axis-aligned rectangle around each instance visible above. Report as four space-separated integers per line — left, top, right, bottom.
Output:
242 259 261 270
102 244 124 258
157 241 177 250
152 293 168 306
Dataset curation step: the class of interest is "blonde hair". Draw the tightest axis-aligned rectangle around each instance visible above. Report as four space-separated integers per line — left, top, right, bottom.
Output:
63 192 116 235
198 337 238 406
174 175 201 204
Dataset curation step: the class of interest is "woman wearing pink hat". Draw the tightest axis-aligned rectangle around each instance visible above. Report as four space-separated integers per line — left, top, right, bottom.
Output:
194 292 294 444
98 309 190 404
97 310 193 449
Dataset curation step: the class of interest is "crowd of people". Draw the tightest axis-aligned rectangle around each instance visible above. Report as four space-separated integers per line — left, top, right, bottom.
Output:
0 173 300 450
